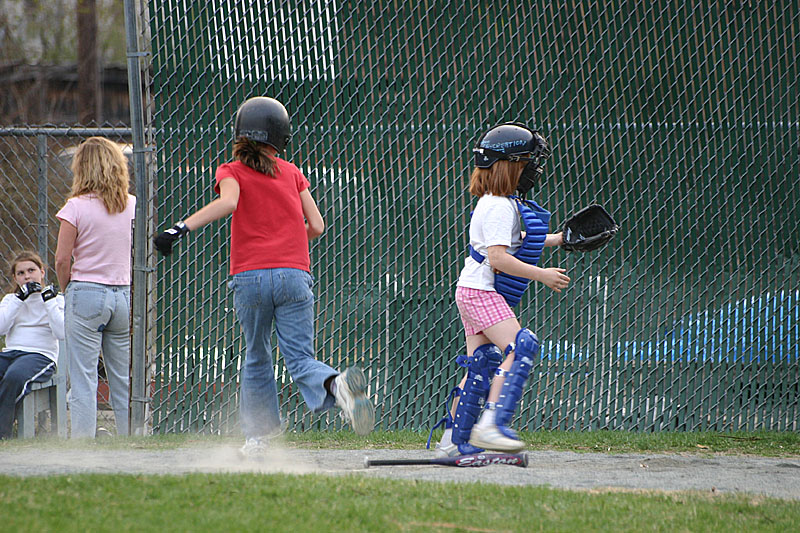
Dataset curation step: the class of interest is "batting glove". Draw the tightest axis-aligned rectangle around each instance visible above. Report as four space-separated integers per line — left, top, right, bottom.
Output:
41 285 59 302
15 281 42 301
154 221 190 256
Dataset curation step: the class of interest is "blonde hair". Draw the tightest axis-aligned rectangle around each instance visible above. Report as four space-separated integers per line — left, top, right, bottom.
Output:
468 160 527 197
70 137 131 213
7 250 45 292
233 137 277 176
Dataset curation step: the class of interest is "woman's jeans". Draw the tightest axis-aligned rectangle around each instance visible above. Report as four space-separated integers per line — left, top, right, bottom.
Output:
65 281 130 438
230 268 337 439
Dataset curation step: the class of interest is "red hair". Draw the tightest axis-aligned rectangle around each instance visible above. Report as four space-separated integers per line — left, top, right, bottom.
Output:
468 160 526 196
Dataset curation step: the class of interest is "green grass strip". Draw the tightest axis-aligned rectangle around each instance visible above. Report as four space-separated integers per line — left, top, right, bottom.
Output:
1 473 798 532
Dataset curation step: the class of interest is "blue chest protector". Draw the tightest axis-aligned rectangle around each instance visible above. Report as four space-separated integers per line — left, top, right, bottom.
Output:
469 196 551 307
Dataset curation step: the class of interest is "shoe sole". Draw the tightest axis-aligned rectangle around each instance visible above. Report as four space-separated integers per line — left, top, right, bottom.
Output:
343 367 375 436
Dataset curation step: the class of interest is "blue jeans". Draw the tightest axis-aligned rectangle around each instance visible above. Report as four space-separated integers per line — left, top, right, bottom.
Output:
230 268 337 438
0 350 56 439
65 281 130 438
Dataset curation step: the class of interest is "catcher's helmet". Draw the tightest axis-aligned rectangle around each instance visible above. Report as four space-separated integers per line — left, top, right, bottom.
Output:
233 97 291 152
473 122 551 195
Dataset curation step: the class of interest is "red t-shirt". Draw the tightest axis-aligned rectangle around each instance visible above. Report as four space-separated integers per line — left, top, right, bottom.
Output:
214 159 311 275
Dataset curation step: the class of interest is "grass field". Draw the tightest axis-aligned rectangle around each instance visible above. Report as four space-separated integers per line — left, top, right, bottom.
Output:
1 430 798 532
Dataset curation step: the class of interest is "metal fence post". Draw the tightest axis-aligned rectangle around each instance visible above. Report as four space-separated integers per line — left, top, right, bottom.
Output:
36 134 49 263
124 0 150 436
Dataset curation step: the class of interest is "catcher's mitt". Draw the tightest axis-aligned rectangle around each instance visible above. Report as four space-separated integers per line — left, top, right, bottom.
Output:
561 204 619 252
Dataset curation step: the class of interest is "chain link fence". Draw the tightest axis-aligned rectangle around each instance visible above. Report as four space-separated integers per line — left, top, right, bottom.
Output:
0 127 135 433
146 1 799 434
2 1 797 437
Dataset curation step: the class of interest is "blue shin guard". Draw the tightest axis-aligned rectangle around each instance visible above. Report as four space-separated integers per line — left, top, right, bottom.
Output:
494 329 540 440
452 343 503 454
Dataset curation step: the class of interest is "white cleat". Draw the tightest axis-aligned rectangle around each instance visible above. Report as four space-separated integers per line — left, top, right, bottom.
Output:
469 424 525 453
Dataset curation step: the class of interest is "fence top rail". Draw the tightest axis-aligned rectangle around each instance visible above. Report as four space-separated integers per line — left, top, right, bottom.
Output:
0 127 133 137
3 120 798 140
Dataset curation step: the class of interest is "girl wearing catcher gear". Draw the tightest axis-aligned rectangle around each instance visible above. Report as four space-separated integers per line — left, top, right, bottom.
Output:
154 97 375 458
433 122 569 455
0 251 65 439
56 137 136 439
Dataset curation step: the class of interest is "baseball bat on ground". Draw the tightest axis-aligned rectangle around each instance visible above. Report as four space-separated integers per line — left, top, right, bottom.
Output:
364 452 528 468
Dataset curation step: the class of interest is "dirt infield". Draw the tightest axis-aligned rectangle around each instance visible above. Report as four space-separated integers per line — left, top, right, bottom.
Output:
1 445 798 500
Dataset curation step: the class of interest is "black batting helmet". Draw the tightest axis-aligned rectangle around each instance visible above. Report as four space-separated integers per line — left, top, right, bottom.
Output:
233 97 292 152
473 122 551 195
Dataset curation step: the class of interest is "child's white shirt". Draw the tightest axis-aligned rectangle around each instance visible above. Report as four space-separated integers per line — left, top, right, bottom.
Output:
0 293 65 362
457 194 522 291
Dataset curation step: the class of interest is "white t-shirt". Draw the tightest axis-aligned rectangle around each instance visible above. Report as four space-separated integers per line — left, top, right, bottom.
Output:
457 194 522 291
56 194 136 285
0 293 65 362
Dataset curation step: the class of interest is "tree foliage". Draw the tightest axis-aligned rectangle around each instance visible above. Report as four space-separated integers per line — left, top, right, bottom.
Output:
0 0 126 65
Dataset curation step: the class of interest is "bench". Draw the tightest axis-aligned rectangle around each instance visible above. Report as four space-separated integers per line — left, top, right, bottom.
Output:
14 341 68 438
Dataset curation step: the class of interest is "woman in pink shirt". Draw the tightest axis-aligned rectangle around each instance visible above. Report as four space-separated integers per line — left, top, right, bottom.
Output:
55 137 135 438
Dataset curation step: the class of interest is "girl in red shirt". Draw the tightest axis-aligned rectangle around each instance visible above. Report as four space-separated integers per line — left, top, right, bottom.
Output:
155 97 374 458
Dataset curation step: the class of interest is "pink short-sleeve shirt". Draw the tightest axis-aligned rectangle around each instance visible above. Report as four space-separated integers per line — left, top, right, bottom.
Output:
56 194 136 285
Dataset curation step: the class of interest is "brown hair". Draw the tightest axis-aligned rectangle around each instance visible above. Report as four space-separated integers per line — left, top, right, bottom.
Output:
7 250 45 291
233 137 277 176
468 160 527 197
70 137 131 214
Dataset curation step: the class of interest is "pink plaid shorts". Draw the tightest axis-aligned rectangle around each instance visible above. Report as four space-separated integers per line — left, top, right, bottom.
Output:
455 286 515 336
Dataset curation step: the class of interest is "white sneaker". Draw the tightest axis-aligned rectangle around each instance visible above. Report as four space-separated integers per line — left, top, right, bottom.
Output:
434 442 459 458
238 424 284 460
238 437 269 460
469 424 525 453
334 367 375 436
